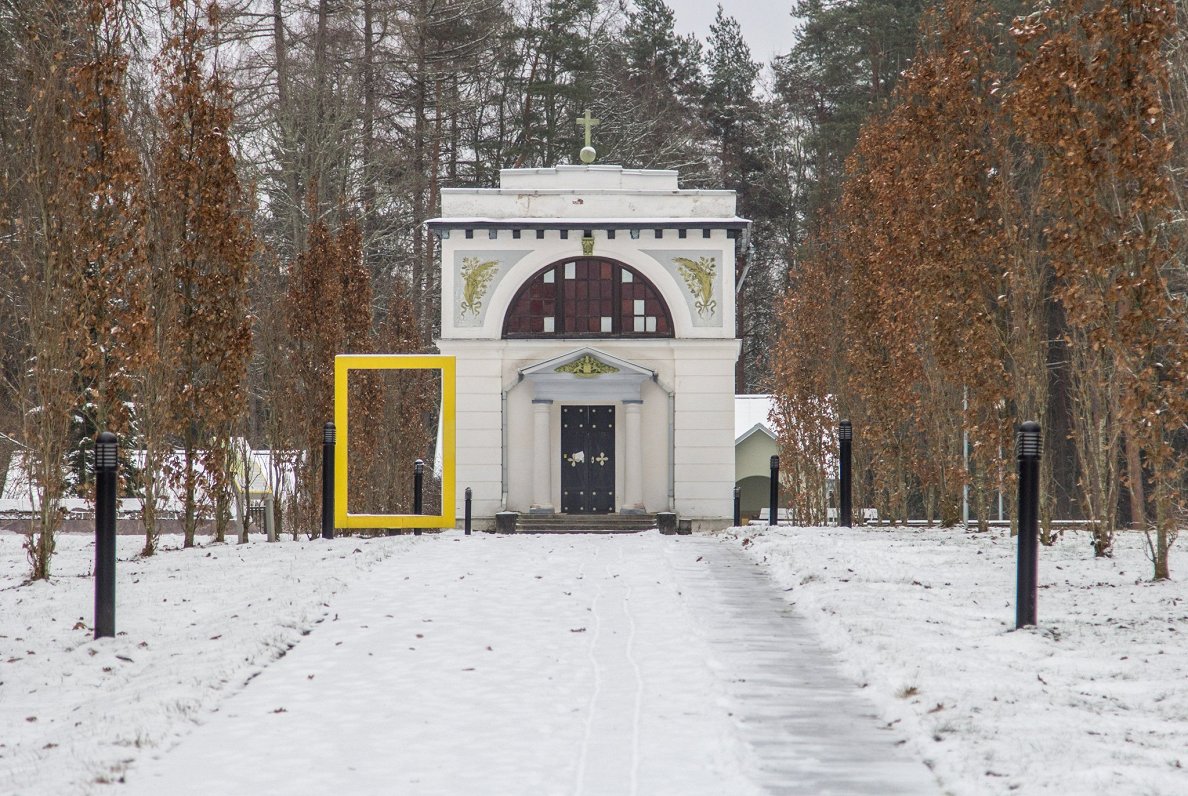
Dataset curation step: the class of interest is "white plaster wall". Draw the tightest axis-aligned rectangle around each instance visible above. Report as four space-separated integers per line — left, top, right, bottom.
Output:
672 340 740 523
436 342 504 521
499 166 679 191
638 378 670 510
503 382 536 511
441 166 739 219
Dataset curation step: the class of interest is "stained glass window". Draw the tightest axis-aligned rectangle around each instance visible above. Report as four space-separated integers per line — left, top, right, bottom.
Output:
503 258 673 338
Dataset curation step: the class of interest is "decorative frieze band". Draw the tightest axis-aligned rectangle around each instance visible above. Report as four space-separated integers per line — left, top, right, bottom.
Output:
428 220 746 243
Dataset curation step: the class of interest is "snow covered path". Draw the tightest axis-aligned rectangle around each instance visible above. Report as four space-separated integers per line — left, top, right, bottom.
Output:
119 532 938 795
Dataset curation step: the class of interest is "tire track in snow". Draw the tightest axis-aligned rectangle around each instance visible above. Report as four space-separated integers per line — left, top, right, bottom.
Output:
620 544 644 796
573 555 605 796
573 542 646 796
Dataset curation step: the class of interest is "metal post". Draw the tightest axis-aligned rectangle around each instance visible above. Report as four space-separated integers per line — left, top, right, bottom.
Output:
962 387 970 527
839 420 853 528
94 432 118 640
264 493 276 543
322 422 335 540
733 486 741 527
1016 421 1041 629
769 455 780 527
413 459 424 536
464 487 472 536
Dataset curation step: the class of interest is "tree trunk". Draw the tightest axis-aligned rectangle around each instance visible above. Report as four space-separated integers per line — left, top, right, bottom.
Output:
361 0 376 252
183 442 197 548
1124 433 1146 530
272 0 301 253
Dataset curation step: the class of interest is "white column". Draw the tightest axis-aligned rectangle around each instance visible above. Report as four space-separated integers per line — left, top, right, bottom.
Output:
531 399 553 513
622 400 644 512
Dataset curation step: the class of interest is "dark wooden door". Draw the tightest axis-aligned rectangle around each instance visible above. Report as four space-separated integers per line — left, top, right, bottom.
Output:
561 405 615 514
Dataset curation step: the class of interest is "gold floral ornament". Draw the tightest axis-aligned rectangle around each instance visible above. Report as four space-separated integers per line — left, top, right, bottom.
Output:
674 256 718 318
555 355 620 377
459 257 500 318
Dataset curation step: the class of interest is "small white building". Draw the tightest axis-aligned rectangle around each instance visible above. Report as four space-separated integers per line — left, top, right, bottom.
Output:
430 165 749 530
735 394 778 518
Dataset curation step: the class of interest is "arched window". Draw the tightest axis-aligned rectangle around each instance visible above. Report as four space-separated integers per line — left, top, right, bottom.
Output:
503 258 674 338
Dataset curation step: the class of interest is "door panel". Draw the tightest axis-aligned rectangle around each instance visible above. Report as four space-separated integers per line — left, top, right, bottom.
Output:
560 405 615 514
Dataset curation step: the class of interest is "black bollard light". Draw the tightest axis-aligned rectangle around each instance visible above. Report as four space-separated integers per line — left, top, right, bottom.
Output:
464 487 472 536
839 420 853 528
769 455 780 527
322 422 335 540
733 486 742 528
94 432 118 639
413 459 424 536
1016 421 1041 628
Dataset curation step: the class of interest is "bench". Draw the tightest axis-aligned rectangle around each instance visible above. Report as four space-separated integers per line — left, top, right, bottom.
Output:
751 508 795 526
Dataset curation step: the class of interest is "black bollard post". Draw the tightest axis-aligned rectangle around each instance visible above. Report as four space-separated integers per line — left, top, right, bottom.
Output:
733 486 741 527
94 432 118 640
464 487 472 536
413 459 424 536
1016 421 1041 628
322 422 335 540
769 455 780 527
839 420 853 528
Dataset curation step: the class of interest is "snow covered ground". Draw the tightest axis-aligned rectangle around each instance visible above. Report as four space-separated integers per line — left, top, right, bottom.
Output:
0 532 400 794
114 532 935 796
1 525 1185 795
728 524 1188 795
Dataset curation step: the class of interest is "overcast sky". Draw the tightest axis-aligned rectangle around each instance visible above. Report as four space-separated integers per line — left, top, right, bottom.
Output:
664 0 801 65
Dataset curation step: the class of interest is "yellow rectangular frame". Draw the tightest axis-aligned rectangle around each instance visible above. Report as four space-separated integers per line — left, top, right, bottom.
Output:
334 354 456 529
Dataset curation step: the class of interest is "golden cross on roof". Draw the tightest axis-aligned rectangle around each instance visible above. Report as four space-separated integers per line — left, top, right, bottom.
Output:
576 110 600 147
576 110 599 164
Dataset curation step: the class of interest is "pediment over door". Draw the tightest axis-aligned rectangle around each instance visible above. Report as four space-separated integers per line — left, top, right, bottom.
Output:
519 347 653 402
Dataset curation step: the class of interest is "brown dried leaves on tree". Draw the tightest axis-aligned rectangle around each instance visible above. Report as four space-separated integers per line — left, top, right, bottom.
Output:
1012 0 1184 573
282 208 434 533
284 208 373 533
13 0 151 578
771 0 1185 579
157 0 254 548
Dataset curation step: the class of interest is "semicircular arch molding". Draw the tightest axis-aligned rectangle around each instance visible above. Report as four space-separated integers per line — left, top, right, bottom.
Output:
482 244 694 338
501 257 676 339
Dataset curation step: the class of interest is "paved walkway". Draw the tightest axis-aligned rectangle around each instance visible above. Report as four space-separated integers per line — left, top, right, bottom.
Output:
121 532 938 795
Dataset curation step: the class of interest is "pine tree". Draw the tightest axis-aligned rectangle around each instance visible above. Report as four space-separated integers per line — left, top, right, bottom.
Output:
704 5 758 171
511 0 603 167
778 0 927 213
704 7 776 391
589 0 708 175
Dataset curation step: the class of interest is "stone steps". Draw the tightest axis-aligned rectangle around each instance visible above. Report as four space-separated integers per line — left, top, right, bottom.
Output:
513 513 657 534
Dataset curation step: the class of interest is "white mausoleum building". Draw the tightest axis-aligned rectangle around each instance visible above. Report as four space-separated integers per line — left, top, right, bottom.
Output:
430 164 749 530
